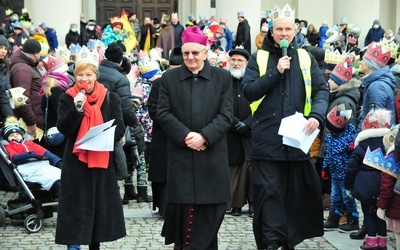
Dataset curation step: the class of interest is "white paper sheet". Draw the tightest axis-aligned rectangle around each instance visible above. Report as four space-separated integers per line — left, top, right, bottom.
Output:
75 119 116 151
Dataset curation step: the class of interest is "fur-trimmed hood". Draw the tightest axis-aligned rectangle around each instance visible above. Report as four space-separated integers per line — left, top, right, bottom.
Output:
355 127 390 147
335 78 361 95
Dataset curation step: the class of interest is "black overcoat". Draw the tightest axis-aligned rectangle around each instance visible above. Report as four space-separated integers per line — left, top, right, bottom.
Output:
55 91 126 245
157 61 233 204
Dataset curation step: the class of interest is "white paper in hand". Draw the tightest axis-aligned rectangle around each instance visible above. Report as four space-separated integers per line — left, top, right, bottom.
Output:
75 119 116 151
278 112 319 154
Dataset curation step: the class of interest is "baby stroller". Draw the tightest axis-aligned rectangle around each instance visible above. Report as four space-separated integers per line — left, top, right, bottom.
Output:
0 143 58 233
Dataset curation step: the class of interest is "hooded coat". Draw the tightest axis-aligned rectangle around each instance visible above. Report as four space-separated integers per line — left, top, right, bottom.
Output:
236 19 251 53
9 49 44 129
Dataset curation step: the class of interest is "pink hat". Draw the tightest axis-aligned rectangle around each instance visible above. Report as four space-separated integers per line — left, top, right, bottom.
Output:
220 18 227 24
181 26 208 46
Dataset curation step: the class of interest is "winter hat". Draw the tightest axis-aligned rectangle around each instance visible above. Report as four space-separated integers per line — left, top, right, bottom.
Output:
362 108 391 130
105 42 124 63
363 42 390 70
87 19 96 26
3 122 24 140
340 17 348 25
220 18 227 24
169 47 183 66
216 27 225 36
13 22 23 29
153 18 160 24
22 39 42 54
373 19 380 25
38 22 47 29
181 26 208 46
188 14 195 21
127 10 136 18
0 35 10 48
111 16 123 29
326 104 352 133
330 61 354 85
229 46 250 61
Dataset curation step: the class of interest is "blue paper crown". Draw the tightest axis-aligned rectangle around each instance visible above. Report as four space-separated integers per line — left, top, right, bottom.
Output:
363 146 400 178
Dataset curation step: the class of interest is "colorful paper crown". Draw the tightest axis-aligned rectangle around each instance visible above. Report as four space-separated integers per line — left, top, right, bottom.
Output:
138 58 160 74
111 16 123 28
272 4 295 24
5 9 12 16
331 61 354 83
362 108 390 130
363 147 400 178
324 49 347 64
380 40 399 59
42 53 68 73
326 104 352 131
363 42 391 67
76 45 99 68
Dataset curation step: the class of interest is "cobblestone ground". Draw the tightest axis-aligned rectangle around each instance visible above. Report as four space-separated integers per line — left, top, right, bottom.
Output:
0 181 397 249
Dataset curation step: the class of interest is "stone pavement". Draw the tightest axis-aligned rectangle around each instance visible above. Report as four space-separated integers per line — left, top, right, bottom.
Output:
0 183 397 250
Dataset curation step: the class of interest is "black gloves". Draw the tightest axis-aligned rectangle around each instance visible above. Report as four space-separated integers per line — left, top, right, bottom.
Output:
232 121 250 135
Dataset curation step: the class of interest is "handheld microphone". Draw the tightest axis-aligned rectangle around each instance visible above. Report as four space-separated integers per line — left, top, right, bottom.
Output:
280 39 289 57
76 89 86 109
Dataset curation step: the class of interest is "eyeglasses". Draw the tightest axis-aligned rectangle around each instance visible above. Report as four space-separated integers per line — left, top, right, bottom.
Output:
229 58 247 63
340 24 346 26
182 48 206 57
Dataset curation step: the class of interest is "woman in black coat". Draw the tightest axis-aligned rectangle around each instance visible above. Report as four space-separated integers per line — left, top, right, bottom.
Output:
55 60 126 249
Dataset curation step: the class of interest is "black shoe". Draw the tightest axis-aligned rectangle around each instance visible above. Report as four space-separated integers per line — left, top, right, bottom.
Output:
248 205 254 217
350 225 367 239
231 207 242 216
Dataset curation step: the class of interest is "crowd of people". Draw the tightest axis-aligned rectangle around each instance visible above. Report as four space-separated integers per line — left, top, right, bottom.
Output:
0 3 400 250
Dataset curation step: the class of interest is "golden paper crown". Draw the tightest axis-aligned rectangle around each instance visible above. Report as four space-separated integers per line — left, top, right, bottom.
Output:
56 46 71 64
162 14 170 21
5 9 12 16
138 59 159 74
21 8 28 14
272 4 295 24
324 49 347 64
171 12 178 19
76 45 99 68
379 40 399 59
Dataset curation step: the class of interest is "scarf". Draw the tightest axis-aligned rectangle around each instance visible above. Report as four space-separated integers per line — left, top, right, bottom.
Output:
66 81 109 169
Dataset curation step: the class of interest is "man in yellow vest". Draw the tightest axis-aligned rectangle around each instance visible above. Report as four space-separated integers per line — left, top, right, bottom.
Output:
241 4 329 250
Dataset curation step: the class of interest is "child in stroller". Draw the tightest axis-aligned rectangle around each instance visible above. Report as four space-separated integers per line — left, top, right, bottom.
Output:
2 117 62 195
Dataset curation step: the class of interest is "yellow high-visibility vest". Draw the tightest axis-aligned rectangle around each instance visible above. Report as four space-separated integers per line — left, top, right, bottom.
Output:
250 48 312 116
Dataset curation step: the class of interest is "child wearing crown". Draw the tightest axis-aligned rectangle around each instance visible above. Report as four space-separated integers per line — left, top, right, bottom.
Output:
375 125 400 250
101 16 124 47
322 105 359 232
345 108 392 250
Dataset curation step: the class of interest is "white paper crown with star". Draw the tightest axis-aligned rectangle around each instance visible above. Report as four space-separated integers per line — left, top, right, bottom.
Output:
76 45 99 68
272 3 295 24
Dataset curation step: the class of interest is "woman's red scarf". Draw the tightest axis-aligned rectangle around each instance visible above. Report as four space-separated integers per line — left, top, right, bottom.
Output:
66 81 109 169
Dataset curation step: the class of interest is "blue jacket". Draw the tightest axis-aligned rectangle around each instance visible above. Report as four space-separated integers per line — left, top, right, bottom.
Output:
358 66 396 131
322 124 356 179
364 26 385 46
224 28 233 51
45 28 58 51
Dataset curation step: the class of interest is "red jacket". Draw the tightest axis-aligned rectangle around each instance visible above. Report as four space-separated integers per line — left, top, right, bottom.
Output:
377 171 400 219
5 140 47 161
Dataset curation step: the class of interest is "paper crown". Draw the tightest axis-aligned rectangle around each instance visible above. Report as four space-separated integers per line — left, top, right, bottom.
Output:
162 14 170 21
5 9 12 16
56 46 71 64
363 147 400 178
380 40 399 59
21 8 28 14
237 11 244 17
69 43 82 55
272 4 295 24
347 36 357 45
138 58 159 74
171 12 178 19
76 45 99 68
39 41 50 57
326 104 352 131
362 108 390 130
111 16 123 28
331 60 354 83
6 87 28 109
42 53 68 73
324 49 347 64
363 42 391 67
383 125 399 151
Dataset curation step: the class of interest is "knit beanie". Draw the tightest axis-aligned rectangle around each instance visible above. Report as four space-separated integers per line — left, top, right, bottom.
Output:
22 39 42 54
0 35 9 48
3 123 24 140
105 43 123 63
362 56 382 71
